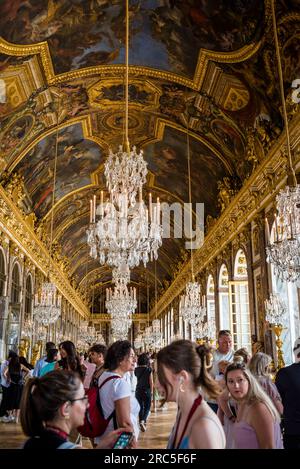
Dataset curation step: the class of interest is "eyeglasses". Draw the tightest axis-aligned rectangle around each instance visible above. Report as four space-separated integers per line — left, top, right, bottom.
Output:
69 395 89 405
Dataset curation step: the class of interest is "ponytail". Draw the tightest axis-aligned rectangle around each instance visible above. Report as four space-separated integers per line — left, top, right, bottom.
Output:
20 377 44 437
157 340 222 402
196 344 221 400
20 370 80 437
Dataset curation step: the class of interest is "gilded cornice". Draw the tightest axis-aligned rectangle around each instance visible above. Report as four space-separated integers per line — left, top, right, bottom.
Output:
150 112 300 319
0 38 261 91
0 185 89 318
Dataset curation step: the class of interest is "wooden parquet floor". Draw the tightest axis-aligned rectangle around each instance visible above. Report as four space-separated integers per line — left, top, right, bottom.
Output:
0 403 176 449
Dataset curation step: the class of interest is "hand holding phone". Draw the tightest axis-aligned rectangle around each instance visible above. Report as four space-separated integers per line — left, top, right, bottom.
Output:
113 431 133 449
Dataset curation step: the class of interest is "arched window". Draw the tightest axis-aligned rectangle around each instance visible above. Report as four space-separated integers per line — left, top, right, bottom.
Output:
230 249 251 351
24 275 33 320
218 264 230 330
206 275 216 339
0 249 6 296
11 264 20 304
269 222 300 365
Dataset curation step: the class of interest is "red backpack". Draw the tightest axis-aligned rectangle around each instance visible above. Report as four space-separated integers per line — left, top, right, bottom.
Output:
78 375 120 438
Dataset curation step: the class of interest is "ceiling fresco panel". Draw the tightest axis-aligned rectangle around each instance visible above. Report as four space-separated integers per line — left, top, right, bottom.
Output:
15 123 102 219
144 126 230 218
0 0 265 78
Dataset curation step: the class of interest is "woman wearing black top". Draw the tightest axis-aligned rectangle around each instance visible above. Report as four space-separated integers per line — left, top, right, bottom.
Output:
4 352 30 423
20 370 127 449
135 353 153 432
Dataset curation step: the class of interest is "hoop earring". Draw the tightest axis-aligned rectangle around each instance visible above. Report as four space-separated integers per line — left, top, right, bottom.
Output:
179 383 185 393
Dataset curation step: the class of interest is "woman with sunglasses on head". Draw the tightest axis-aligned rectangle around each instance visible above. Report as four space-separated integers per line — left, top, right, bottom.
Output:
225 362 283 449
157 340 225 449
20 370 128 449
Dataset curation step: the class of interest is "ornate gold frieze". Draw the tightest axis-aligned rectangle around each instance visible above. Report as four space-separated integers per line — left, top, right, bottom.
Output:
0 185 89 318
150 112 300 319
0 38 261 92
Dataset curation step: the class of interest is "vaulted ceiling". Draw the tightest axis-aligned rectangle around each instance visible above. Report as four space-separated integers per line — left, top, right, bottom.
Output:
0 0 299 314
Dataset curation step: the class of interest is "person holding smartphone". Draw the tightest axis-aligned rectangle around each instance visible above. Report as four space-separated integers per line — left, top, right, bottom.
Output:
20 369 130 449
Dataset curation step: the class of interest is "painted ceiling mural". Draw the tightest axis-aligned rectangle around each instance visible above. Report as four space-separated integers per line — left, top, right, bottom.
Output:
15 123 101 219
0 0 300 315
0 0 265 77
144 126 230 218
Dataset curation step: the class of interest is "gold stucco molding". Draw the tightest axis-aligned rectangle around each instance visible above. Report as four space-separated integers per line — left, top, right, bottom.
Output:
150 112 300 319
0 185 89 318
0 37 261 91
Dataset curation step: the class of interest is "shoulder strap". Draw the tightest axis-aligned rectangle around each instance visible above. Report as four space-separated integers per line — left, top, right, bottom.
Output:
173 395 202 449
98 375 120 389
98 375 121 429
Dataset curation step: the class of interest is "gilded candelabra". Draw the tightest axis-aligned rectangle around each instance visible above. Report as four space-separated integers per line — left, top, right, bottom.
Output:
272 324 285 371
265 293 286 371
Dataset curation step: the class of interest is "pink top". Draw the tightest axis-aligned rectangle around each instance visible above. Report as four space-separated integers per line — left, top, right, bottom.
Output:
233 420 283 449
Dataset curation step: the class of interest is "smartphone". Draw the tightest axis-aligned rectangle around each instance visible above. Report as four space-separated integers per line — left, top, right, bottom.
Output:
113 431 133 449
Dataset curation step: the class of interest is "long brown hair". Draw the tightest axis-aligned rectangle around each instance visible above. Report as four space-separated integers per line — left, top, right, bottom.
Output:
225 362 280 423
157 340 221 403
20 370 81 437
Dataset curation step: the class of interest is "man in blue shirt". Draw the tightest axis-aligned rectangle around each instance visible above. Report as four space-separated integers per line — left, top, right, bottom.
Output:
33 341 56 377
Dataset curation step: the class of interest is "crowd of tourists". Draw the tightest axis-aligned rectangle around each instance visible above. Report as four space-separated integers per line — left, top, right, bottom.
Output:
0 331 299 449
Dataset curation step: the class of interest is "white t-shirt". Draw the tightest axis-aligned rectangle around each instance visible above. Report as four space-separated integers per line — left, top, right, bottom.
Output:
211 349 234 379
95 371 140 443
206 349 234 404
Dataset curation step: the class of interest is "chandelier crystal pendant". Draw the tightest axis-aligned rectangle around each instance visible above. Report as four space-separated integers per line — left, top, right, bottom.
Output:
86 0 162 269
265 1 300 285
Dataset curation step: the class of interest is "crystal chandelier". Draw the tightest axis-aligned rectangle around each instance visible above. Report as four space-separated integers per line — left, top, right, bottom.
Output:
80 321 97 345
36 324 47 341
105 266 137 318
111 316 131 340
33 283 61 326
134 333 144 350
21 319 33 339
265 1 300 285
143 325 154 348
265 293 287 326
96 331 105 344
86 0 162 269
180 282 206 327
266 186 300 284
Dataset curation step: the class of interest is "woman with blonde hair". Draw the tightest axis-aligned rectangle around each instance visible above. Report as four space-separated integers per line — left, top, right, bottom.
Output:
248 352 283 415
157 340 225 449
225 362 283 448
